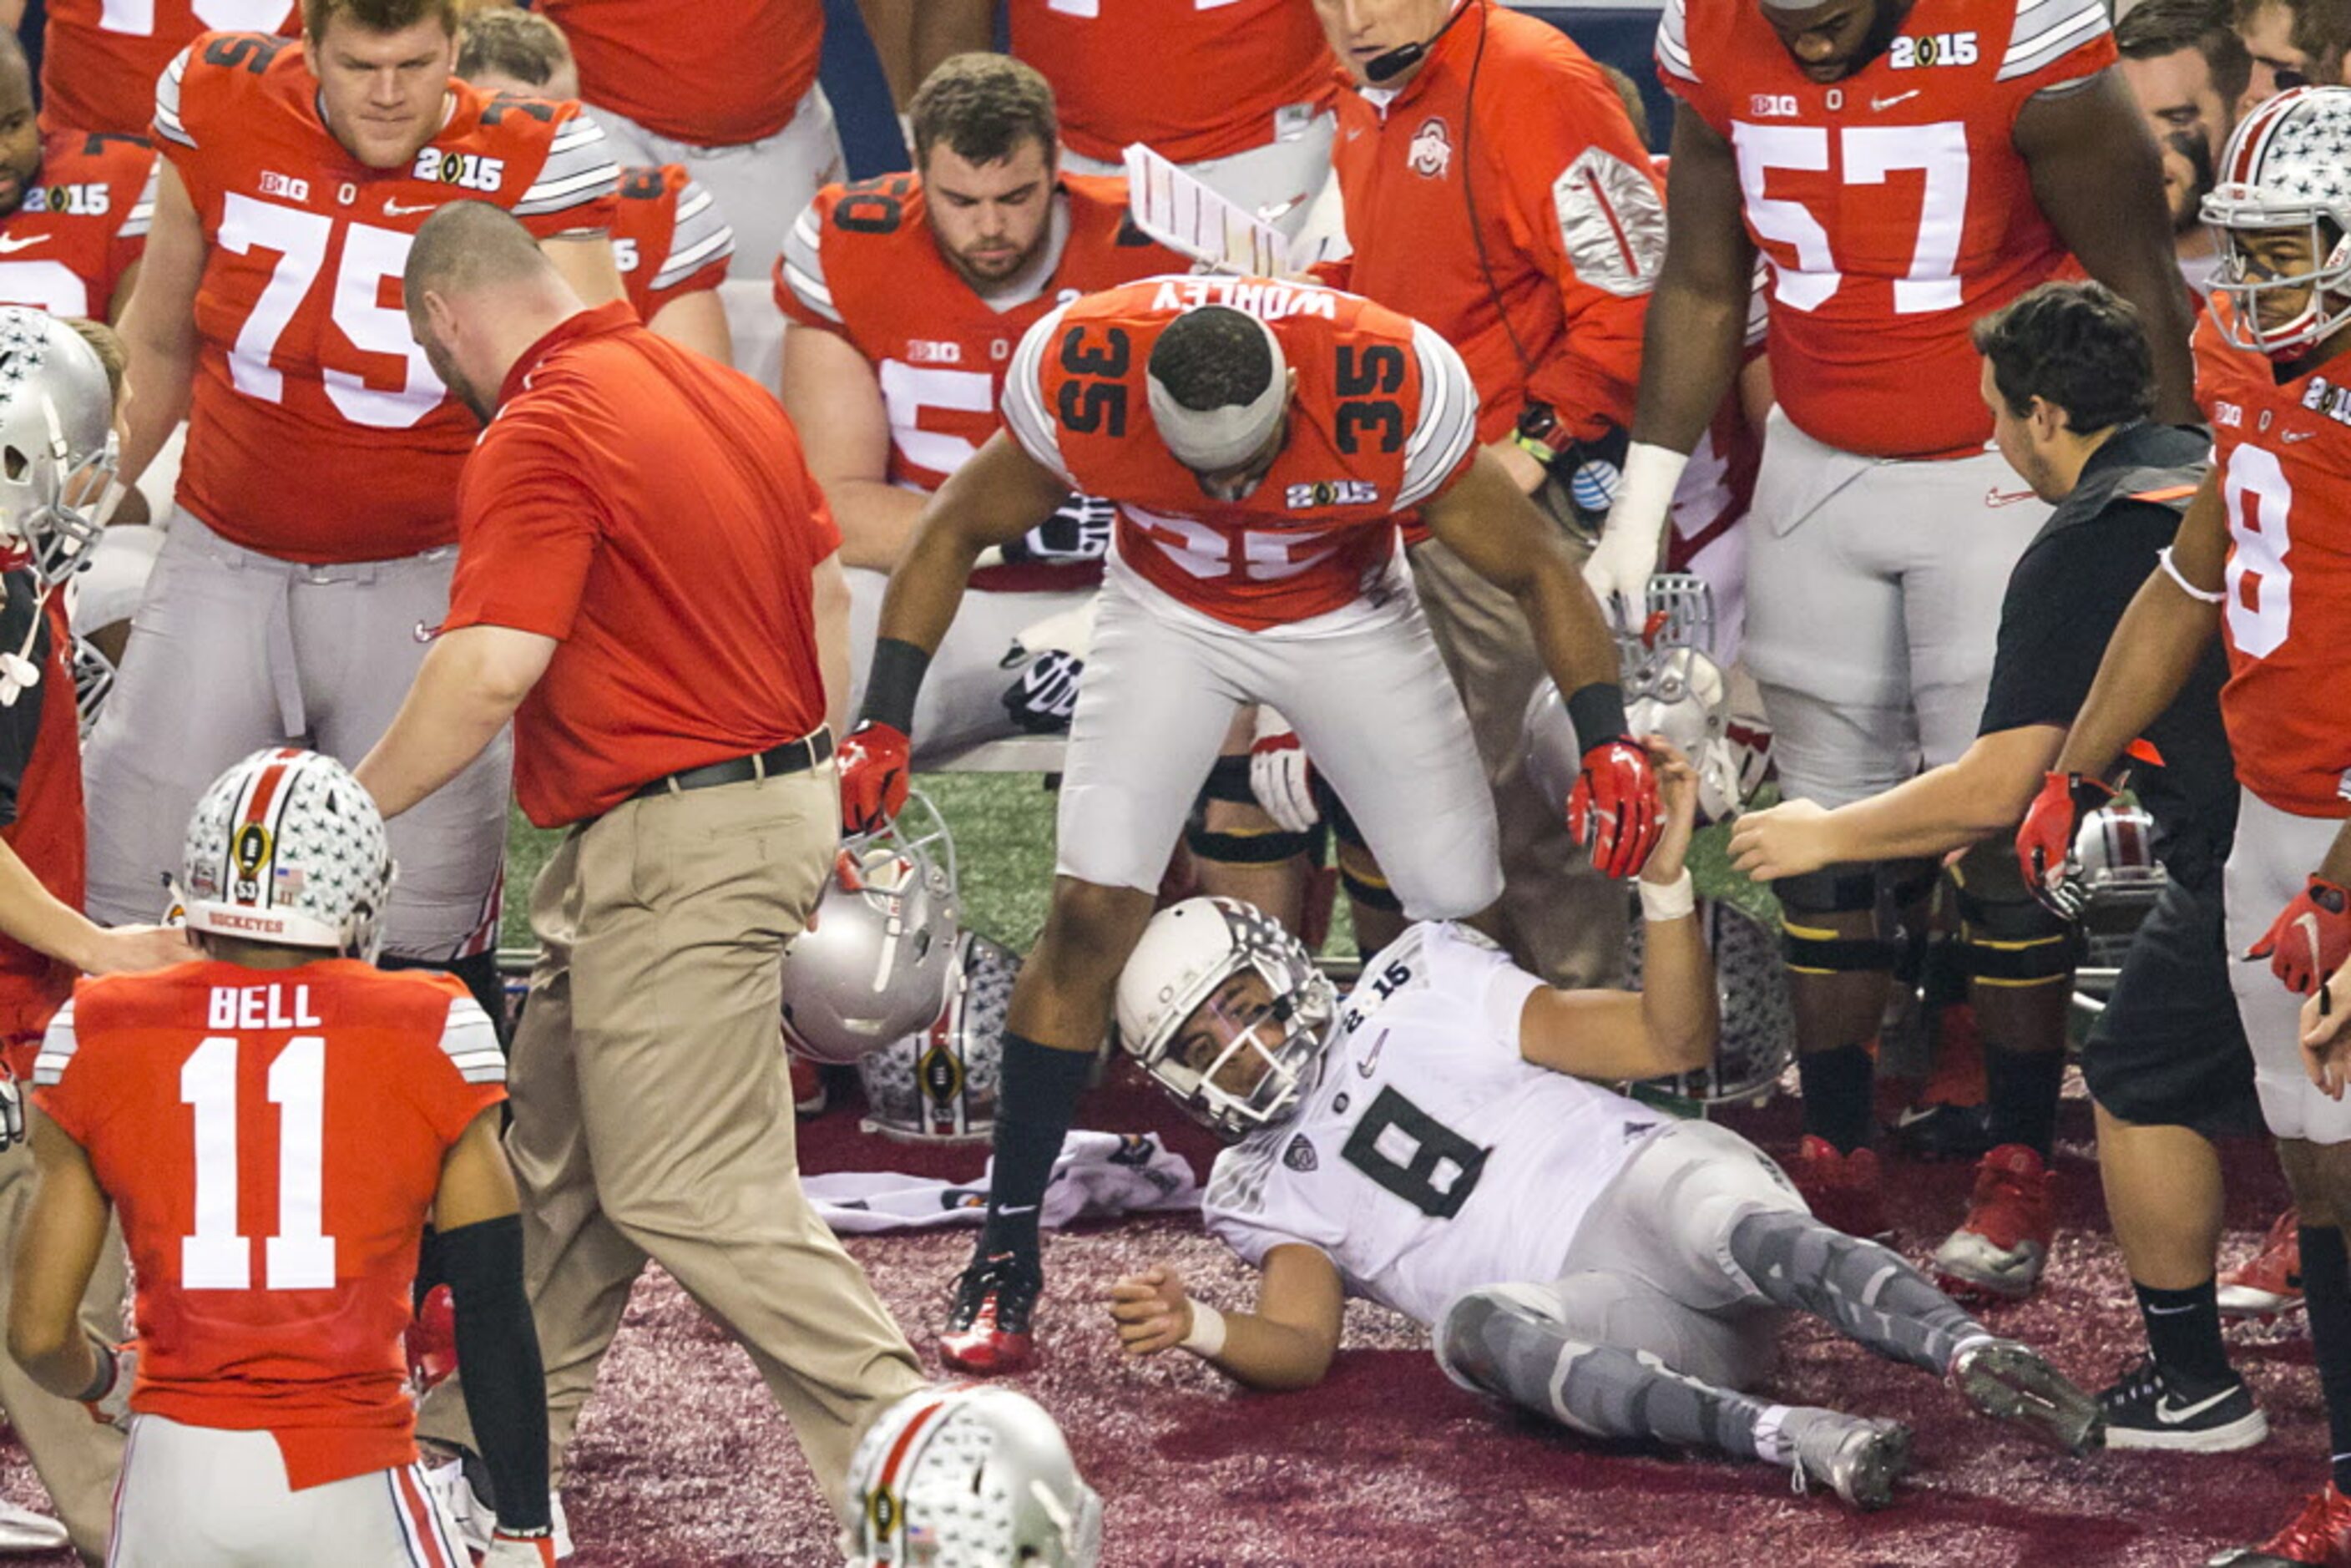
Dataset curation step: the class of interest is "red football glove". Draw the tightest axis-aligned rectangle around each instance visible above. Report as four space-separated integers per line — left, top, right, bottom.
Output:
837 720 911 836
2248 876 2351 995
1568 738 1661 879
404 1282 458 1393
2016 771 2116 919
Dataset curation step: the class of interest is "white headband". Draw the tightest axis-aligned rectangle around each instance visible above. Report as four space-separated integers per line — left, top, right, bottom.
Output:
1145 311 1288 472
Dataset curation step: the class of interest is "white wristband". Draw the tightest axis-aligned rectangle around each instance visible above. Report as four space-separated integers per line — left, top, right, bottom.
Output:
1178 1301 1227 1359
2157 545 2225 604
1639 869 1696 923
1606 441 1692 537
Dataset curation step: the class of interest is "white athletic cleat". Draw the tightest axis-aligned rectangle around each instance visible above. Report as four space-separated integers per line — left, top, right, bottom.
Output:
423 1455 574 1560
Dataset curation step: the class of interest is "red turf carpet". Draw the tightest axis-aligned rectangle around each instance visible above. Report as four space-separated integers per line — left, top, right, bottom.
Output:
0 1067 2318 1567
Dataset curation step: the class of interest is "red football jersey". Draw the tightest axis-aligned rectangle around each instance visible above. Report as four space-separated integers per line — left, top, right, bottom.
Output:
33 961 505 1490
154 34 620 564
776 172 1181 592
539 0 822 147
0 130 156 321
39 0 297 137
2194 305 2351 818
1007 0 1336 166
1658 0 2114 459
614 164 731 326
998 276 1479 631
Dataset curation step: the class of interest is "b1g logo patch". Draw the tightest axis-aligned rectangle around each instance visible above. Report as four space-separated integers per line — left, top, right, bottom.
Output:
411 149 507 194
1888 31 1979 68
23 183 109 217
1285 479 1378 508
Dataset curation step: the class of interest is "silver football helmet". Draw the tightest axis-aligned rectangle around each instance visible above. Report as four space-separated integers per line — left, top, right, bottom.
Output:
2204 85 2351 357
781 791 960 1065
2072 802 2169 981
1115 897 1333 1139
843 1384 1102 1568
182 747 397 959
857 931 1018 1144
1525 579 1745 824
0 310 119 589
1623 892 1796 1105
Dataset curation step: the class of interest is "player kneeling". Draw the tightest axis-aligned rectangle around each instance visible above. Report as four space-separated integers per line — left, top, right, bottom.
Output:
1107 741 2102 1509
7 748 557 1566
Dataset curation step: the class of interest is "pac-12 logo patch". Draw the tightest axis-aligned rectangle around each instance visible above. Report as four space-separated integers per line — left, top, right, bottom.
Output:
1284 1135 1319 1172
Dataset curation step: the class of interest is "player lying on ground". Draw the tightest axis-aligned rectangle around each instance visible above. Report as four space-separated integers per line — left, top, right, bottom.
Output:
7 748 558 1567
1106 741 2102 1510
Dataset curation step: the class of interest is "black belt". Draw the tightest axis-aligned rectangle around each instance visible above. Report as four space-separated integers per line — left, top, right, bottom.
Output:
629 731 833 802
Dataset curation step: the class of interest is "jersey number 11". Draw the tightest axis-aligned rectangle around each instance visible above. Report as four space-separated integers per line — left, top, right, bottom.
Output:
179 1034 336 1292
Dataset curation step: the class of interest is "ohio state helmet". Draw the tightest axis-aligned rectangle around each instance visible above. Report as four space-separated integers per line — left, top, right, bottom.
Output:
182 747 396 959
1623 892 1795 1105
0 309 119 589
857 932 1018 1144
68 631 112 737
2204 85 2351 357
843 1384 1101 1568
781 792 960 1065
1525 645 1745 823
1115 897 1332 1139
2072 802 2169 980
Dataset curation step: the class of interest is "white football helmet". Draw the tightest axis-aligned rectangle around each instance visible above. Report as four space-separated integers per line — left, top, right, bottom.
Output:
2072 802 2169 979
0 310 119 589
857 931 1017 1144
1115 897 1332 1139
1524 645 1745 824
1623 893 1795 1105
2204 85 2351 357
182 748 396 959
843 1384 1101 1568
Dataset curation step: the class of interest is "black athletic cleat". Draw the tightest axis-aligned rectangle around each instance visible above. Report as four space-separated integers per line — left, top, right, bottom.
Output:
940 1251 1042 1376
2096 1356 2268 1454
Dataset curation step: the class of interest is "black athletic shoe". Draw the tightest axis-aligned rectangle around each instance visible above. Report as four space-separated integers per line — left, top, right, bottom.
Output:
940 1250 1042 1375
2097 1355 2268 1454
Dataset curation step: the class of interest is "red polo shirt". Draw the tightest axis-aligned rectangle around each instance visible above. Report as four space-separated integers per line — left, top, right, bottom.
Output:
443 301 842 827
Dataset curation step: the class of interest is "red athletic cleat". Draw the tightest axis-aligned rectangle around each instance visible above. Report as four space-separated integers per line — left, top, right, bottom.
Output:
1933 1144 2055 1302
939 1252 1042 1376
1792 1136 1888 1240
2222 1209 2304 1321
2207 1481 2351 1565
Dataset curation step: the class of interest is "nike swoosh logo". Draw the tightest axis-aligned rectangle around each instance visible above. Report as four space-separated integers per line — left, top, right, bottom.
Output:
994 1204 1038 1216
1984 487 2035 508
2283 429 2321 443
2156 1385 2239 1424
1873 90 1920 112
0 234 48 255
1356 1029 1388 1079
2143 1301 2202 1315
384 200 438 217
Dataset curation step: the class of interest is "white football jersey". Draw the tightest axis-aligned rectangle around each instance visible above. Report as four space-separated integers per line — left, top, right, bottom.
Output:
1201 922 1668 1326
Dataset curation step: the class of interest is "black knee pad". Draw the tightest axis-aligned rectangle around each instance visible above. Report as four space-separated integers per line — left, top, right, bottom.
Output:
1340 861 1403 913
1310 774 1369 851
1776 868 1893 974
1200 755 1256 806
1951 844 2077 985
1186 822 1322 865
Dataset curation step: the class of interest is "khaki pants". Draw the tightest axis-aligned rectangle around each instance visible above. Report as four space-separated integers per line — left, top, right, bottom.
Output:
1407 534 1627 989
418 765 924 1512
0 1107 128 1563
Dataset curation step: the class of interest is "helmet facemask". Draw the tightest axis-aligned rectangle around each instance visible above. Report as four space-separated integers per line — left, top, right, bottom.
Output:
2207 207 2351 360
2202 85 2351 362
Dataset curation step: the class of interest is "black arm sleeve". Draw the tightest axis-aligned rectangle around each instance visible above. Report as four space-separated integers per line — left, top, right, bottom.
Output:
442 1214 552 1535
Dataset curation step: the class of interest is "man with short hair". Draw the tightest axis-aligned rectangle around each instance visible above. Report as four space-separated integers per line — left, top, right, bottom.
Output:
837 272 1657 1374
1586 0 2198 1271
1100 757 2101 1508
356 200 927 1525
1732 281 2259 1448
95 0 624 1029
0 30 154 324
2121 0 2252 291
2234 0 2347 111
453 6 732 365
2025 84 2351 1562
777 53 1180 758
13 746 559 1568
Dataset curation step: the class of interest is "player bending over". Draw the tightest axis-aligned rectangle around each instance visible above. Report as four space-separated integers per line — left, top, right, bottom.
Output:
8 748 557 1567
1108 741 2101 1509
